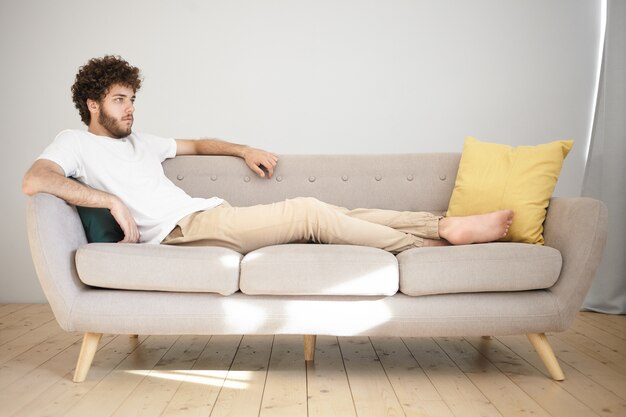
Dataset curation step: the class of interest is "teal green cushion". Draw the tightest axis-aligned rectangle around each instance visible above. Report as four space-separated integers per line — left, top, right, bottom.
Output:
76 206 124 243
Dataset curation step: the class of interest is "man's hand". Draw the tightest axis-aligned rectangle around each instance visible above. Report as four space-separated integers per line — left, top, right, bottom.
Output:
109 197 140 243
241 147 279 178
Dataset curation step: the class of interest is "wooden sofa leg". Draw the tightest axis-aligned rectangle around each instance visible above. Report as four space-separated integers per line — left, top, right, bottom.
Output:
73 332 102 383
527 332 565 381
304 335 316 362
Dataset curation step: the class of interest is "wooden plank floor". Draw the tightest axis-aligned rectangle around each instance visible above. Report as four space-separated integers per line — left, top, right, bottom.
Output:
0 305 624 417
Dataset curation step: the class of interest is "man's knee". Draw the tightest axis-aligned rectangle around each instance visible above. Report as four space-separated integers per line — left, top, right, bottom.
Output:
290 197 327 213
284 198 336 226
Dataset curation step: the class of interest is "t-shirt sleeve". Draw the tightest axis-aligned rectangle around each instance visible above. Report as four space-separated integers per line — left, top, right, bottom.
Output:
36 130 81 177
139 133 177 162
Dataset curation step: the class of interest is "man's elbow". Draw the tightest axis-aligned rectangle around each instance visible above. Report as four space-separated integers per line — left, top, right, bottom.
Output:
23 160 66 197
22 169 46 196
22 173 38 196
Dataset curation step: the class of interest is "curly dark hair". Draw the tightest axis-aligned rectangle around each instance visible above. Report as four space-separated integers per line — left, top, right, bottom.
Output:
71 55 142 125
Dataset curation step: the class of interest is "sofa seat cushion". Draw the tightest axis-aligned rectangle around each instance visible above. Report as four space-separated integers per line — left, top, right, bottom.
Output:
240 244 399 296
397 243 562 296
75 243 242 295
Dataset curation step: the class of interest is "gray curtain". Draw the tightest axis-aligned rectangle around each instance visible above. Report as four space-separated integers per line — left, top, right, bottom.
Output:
582 0 626 314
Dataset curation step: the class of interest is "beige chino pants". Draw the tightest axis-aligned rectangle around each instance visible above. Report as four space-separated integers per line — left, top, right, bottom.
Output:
162 197 441 254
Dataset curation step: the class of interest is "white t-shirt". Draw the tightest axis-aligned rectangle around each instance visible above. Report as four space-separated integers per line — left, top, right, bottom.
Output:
38 129 223 244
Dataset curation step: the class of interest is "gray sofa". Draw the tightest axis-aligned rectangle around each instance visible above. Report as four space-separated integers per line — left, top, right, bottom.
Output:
26 154 608 383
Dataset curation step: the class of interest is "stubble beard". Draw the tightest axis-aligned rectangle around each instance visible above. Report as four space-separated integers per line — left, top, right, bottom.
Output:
98 108 132 139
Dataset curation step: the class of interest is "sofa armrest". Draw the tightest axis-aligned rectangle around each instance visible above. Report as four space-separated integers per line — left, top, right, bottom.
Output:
542 197 608 328
26 193 89 330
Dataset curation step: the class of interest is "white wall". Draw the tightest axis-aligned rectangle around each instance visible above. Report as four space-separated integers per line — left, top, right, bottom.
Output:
0 0 604 302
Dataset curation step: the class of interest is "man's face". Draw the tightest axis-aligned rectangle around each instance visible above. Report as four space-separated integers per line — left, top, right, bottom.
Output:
91 84 136 139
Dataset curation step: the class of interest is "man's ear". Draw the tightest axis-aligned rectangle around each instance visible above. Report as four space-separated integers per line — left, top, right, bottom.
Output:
87 99 99 114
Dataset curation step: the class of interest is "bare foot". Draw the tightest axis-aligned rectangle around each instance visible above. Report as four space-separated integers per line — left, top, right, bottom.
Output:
438 210 514 245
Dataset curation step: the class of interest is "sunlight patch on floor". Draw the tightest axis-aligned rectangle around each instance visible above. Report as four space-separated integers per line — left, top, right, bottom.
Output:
124 369 251 389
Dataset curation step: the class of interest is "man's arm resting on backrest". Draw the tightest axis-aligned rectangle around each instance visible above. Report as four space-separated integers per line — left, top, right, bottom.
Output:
175 138 278 178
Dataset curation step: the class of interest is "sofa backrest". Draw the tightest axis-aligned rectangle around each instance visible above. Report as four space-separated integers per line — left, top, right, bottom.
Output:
163 154 461 214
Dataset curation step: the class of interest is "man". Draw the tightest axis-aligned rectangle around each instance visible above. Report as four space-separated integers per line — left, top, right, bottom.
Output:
23 55 513 254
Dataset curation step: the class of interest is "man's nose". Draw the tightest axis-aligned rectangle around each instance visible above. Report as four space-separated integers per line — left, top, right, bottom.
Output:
126 102 135 114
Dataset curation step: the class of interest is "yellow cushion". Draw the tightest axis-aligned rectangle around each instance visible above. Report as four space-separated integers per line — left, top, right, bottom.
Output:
446 137 574 244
